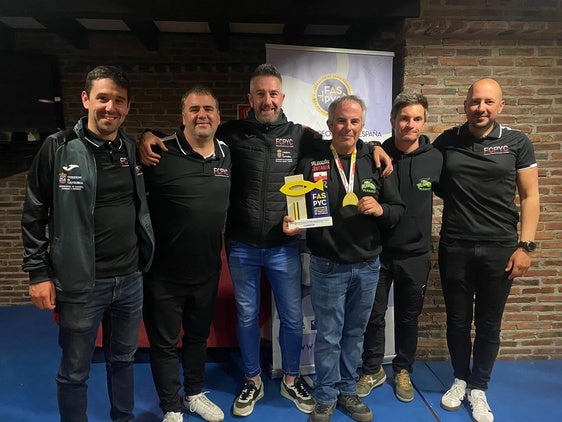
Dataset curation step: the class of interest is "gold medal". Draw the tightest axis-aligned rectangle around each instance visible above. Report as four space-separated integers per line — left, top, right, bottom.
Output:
342 191 359 207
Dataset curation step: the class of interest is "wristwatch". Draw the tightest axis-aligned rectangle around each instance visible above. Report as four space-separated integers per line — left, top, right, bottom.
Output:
517 241 536 252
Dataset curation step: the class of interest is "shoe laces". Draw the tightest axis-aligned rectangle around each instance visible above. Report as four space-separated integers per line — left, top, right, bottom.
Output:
343 395 362 406
240 381 258 401
291 379 311 398
357 376 369 387
396 371 411 388
448 380 466 400
315 403 334 414
163 411 183 422
188 391 212 413
470 390 491 413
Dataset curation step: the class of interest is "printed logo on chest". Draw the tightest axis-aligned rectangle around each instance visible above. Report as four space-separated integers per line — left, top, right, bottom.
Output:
483 145 510 155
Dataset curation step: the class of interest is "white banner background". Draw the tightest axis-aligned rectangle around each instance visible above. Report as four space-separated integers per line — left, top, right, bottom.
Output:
266 43 394 141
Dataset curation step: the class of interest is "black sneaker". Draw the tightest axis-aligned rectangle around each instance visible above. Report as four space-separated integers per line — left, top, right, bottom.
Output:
309 402 336 422
280 377 315 413
337 394 373 422
232 379 264 417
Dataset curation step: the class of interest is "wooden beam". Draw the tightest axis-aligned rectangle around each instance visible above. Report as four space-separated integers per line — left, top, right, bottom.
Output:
283 23 307 45
124 19 160 51
34 17 88 49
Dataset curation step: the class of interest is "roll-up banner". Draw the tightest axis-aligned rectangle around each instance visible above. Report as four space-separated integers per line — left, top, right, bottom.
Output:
266 44 396 377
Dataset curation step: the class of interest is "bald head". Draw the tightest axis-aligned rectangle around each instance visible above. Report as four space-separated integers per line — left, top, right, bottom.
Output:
467 78 503 102
464 78 505 138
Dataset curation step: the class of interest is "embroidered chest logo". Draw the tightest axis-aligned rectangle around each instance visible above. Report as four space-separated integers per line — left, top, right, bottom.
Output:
417 178 432 191
361 179 377 194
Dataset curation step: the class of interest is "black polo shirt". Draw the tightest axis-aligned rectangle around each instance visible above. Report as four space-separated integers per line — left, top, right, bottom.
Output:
433 122 536 242
84 128 139 278
143 127 231 283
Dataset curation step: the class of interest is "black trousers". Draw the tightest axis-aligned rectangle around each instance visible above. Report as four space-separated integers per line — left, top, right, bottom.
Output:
362 253 430 375
143 271 220 413
438 239 515 391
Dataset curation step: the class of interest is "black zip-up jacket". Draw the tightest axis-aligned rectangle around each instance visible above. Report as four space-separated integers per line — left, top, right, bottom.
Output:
299 140 405 263
381 135 443 255
21 117 155 303
217 109 318 248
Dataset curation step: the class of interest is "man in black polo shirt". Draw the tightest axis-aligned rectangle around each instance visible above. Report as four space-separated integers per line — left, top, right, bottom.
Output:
142 86 231 422
22 65 155 421
435 78 539 422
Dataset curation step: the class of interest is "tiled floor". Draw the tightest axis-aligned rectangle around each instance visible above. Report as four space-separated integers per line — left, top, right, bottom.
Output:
1 305 560 421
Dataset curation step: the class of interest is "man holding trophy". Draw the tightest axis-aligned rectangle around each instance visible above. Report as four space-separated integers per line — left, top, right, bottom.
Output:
283 95 404 422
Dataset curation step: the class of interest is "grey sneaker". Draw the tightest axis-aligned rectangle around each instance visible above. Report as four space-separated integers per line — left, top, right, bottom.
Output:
162 411 183 422
280 377 315 413
337 394 373 422
183 392 224 421
467 389 494 422
441 378 467 411
309 402 336 422
394 369 414 402
357 367 387 398
232 379 264 417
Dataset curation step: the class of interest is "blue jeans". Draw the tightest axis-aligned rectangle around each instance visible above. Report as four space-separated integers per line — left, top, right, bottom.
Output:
310 255 380 405
56 271 143 422
226 239 303 378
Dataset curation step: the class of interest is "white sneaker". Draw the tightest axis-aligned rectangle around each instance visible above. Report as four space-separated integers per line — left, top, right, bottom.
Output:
441 378 467 411
183 392 225 422
162 411 183 422
467 389 494 422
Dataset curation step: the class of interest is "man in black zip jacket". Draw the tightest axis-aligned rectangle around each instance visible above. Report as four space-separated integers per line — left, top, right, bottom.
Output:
358 92 443 404
21 66 155 422
284 95 405 422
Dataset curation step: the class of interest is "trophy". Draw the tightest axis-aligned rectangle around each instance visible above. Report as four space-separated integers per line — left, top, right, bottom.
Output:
280 174 333 229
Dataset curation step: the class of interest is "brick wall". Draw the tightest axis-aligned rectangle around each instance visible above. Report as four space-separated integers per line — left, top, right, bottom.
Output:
403 0 562 360
1 0 560 359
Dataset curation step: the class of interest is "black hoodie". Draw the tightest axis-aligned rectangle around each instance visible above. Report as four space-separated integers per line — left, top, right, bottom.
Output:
381 135 443 255
299 140 405 263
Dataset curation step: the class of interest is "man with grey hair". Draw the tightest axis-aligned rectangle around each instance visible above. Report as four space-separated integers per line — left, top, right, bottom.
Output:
284 95 404 422
358 92 442 403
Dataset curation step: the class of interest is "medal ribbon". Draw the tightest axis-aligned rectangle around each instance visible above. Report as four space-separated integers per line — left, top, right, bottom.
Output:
330 144 356 196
